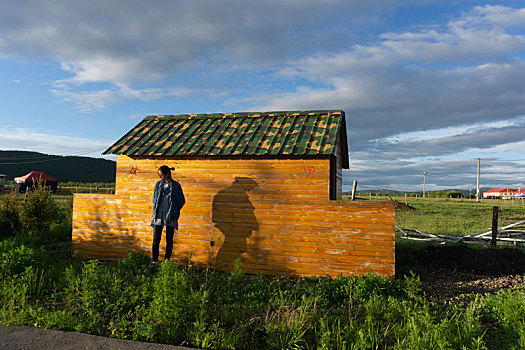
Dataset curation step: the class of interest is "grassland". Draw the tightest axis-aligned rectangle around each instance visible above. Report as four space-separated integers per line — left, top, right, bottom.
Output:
1 193 525 348
390 196 525 236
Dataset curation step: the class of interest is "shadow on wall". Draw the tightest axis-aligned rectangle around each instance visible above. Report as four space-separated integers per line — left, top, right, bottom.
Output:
211 177 295 276
212 177 259 266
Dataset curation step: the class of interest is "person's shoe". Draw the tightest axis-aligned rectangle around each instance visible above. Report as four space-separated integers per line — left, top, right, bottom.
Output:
148 262 158 269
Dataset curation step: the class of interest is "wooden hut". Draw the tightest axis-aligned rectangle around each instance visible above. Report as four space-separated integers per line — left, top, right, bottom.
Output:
72 110 395 277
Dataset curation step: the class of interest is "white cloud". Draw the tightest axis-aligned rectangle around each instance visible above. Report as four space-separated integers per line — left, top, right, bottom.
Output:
246 6 525 151
384 115 525 143
50 88 122 112
455 5 525 29
50 86 196 112
0 0 390 85
0 0 429 112
487 140 525 154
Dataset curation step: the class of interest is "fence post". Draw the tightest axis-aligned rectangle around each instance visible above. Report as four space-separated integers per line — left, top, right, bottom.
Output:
491 206 499 247
351 181 358 201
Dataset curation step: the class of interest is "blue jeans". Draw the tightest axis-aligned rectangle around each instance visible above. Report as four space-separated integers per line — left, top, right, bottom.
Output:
152 225 175 262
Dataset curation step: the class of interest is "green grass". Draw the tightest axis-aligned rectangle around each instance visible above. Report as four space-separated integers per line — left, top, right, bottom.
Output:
394 197 525 236
1 196 525 348
0 235 494 349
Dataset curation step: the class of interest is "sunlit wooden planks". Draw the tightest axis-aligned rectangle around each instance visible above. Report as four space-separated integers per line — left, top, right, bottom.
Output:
115 155 330 201
72 187 395 277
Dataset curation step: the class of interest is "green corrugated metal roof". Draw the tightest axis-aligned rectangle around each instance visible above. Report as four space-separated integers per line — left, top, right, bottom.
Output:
104 110 348 166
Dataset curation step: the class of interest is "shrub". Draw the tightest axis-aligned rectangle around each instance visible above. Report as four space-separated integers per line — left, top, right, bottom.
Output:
0 192 21 239
0 242 49 276
19 181 59 232
62 260 127 335
429 190 463 198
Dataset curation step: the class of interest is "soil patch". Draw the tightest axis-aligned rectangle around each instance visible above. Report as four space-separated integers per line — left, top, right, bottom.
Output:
391 200 416 211
408 245 525 303
414 245 525 276
421 269 525 304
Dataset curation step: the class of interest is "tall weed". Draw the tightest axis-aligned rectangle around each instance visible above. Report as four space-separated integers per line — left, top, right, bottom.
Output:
147 261 196 344
264 293 318 349
62 260 120 334
20 181 59 232
0 274 30 324
0 242 49 276
0 192 21 239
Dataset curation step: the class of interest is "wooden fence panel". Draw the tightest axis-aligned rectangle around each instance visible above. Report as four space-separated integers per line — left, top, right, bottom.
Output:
72 193 395 277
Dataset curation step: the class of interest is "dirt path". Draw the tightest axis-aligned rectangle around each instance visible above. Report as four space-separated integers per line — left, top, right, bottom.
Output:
0 324 195 350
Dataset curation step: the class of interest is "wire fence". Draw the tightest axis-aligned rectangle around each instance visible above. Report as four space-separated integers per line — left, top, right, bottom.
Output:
1 184 115 195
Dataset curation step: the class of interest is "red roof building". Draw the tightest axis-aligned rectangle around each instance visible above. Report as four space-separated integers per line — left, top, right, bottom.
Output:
483 188 525 199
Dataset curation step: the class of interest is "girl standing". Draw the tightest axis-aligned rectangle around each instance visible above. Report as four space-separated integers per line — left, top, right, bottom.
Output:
150 165 185 267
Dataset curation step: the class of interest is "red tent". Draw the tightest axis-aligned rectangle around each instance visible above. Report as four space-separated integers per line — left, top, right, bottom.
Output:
14 171 59 192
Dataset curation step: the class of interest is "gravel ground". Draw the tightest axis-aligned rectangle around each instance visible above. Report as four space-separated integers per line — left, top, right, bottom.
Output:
0 324 195 350
421 268 525 304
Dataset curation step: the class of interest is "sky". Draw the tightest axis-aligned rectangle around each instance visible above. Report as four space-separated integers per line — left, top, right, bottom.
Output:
1 0 525 193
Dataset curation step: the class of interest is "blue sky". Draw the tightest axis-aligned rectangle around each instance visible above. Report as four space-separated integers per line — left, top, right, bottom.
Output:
1 0 525 192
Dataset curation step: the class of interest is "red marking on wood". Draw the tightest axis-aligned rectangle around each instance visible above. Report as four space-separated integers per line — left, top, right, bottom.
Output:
304 166 316 179
130 166 139 175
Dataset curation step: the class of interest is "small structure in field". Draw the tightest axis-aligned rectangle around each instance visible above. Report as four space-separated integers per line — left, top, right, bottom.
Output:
14 171 59 193
106 110 349 200
483 188 525 199
72 110 395 277
0 174 6 192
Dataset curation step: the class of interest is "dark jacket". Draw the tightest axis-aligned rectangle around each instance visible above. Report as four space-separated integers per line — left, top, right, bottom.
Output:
151 179 185 226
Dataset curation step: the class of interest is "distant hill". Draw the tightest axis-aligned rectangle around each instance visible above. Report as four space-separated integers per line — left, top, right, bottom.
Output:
0 151 115 182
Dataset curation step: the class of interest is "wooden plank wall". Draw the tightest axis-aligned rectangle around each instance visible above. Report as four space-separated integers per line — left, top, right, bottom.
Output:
72 155 395 277
73 194 394 276
116 155 331 202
